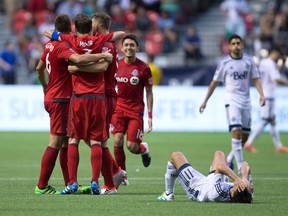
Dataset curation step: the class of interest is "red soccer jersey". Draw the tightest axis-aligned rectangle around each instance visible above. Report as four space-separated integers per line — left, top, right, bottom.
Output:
102 41 118 97
115 57 152 114
60 33 114 95
41 40 75 102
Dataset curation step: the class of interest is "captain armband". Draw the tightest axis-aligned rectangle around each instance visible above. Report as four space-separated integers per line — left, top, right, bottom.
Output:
51 31 61 41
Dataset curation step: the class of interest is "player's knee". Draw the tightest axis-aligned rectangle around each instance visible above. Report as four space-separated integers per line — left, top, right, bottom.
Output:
170 151 183 160
126 142 138 153
232 128 242 139
214 150 225 158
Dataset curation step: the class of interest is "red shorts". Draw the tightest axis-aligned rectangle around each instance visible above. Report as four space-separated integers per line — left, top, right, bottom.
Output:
111 109 143 144
106 96 117 137
44 101 69 136
68 95 107 142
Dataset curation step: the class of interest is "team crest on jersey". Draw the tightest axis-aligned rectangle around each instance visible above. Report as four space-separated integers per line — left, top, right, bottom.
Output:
130 76 139 85
102 47 110 53
132 69 139 76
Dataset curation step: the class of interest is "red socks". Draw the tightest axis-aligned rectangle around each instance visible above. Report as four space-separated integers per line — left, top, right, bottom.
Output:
114 146 126 171
101 147 115 188
59 146 69 186
37 146 59 189
67 144 79 185
137 143 146 154
91 145 102 183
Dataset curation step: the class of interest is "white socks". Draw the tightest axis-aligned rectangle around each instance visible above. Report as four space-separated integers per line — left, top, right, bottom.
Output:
246 120 267 145
270 125 282 148
232 138 243 174
165 161 178 194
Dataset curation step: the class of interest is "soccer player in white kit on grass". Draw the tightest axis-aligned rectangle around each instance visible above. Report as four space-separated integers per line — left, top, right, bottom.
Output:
157 150 253 203
244 49 288 153
199 34 265 174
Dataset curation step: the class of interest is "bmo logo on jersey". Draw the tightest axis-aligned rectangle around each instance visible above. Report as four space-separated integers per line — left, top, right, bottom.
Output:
233 71 248 80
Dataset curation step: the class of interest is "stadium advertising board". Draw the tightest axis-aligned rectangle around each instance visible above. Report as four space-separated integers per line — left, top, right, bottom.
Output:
0 85 287 132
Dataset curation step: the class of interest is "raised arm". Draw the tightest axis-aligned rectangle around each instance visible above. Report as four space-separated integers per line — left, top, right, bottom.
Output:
110 31 126 41
253 78 265 107
199 80 218 113
215 161 247 191
44 30 63 41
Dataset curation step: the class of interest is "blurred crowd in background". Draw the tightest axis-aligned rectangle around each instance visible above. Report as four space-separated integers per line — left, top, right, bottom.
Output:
0 0 288 85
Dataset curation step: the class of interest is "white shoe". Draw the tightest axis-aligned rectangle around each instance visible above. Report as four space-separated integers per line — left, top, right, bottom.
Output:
113 169 127 189
100 186 117 195
157 192 175 201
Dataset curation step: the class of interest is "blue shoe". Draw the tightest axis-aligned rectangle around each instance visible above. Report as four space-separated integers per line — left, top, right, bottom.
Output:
60 182 78 194
91 181 100 195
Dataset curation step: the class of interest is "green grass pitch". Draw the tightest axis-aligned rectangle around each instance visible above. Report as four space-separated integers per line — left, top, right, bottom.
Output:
0 132 287 216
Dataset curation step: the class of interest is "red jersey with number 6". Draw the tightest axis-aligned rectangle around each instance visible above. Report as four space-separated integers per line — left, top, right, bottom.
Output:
41 40 76 102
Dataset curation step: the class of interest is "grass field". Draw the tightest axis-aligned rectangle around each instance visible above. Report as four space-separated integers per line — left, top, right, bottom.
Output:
0 132 288 216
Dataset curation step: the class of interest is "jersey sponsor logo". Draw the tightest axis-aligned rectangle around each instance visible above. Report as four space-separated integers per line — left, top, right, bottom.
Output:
233 71 248 80
116 77 129 83
130 76 139 85
45 43 54 51
79 40 93 48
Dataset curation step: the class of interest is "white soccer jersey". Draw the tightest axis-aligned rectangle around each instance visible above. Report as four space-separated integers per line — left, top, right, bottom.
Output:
213 53 260 109
259 58 280 99
178 165 233 202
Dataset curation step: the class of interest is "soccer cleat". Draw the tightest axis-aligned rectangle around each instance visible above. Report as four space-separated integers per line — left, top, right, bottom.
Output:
141 142 151 167
91 181 100 195
275 146 288 153
157 192 175 201
100 185 117 195
76 185 91 194
121 176 129 186
59 182 78 194
244 143 257 153
35 185 57 195
113 169 128 189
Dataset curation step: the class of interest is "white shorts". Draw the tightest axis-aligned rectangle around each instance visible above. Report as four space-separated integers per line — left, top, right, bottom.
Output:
261 98 275 120
177 163 207 201
225 104 251 132
177 164 231 202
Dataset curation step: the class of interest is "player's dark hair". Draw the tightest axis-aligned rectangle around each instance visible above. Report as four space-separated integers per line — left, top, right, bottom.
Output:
228 34 242 44
122 34 139 46
231 188 252 204
75 14 92 34
55 14 71 34
91 11 111 30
